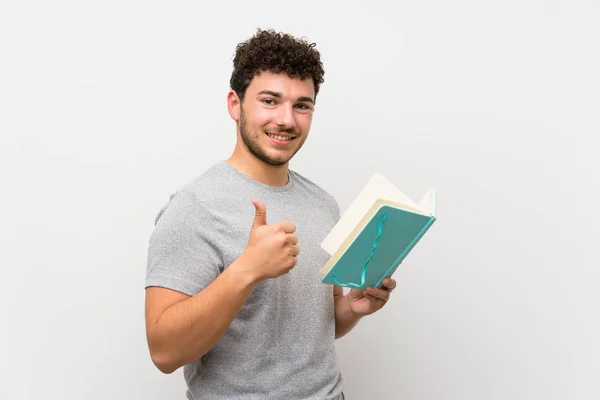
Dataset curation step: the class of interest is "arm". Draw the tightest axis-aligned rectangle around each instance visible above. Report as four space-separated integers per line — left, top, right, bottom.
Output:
333 285 362 339
145 257 259 374
145 198 298 374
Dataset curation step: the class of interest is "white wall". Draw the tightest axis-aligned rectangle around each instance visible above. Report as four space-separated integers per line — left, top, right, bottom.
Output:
1 1 598 399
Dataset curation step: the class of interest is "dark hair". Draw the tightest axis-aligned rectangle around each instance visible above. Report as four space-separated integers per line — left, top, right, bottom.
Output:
230 28 325 102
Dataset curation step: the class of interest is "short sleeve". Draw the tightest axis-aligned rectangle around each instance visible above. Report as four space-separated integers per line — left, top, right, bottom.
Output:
145 189 223 296
332 196 341 222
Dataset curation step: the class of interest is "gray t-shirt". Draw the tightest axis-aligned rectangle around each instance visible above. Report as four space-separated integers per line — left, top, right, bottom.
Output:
146 161 345 399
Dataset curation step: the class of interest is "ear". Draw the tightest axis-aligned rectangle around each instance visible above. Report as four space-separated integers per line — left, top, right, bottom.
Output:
227 90 241 121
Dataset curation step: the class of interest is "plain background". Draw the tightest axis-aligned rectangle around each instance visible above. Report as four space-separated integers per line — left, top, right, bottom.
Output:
1 1 599 399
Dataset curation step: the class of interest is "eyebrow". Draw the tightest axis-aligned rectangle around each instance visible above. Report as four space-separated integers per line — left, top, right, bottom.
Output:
257 90 314 104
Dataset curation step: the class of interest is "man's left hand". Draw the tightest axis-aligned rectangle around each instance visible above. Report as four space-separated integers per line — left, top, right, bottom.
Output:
347 278 397 317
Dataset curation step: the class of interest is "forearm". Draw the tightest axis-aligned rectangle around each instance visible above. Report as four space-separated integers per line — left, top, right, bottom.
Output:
148 258 258 373
334 293 362 339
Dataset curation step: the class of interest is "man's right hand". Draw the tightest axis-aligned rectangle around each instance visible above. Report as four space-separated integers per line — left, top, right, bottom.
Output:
237 198 299 282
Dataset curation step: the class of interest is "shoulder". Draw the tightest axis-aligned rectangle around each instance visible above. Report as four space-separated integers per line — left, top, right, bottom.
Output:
289 169 337 201
153 162 228 226
289 169 340 217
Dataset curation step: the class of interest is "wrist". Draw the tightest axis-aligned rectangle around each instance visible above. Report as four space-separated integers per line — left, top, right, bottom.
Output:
229 252 262 288
334 292 363 339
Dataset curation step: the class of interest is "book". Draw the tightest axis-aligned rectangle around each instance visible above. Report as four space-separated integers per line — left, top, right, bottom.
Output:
320 173 437 289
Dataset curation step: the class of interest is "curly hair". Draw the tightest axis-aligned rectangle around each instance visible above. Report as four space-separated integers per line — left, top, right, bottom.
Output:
230 28 325 102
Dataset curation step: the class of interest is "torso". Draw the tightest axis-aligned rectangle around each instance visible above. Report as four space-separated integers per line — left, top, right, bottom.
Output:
180 161 344 399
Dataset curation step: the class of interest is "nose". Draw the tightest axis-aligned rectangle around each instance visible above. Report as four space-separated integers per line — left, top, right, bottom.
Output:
275 104 295 130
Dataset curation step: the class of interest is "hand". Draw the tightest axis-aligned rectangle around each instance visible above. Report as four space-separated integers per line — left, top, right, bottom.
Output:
238 199 300 282
347 278 396 317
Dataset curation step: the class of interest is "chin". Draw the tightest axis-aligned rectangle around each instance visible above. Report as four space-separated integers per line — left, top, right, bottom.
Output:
259 148 297 166
261 156 291 166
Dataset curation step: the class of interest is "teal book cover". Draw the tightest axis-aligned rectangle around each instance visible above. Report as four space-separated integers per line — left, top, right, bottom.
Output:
320 174 437 289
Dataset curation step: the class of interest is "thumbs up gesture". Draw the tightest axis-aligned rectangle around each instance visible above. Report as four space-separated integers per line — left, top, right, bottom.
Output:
239 199 300 282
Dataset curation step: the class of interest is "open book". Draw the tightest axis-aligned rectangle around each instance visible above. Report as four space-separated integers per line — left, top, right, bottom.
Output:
320 173 437 289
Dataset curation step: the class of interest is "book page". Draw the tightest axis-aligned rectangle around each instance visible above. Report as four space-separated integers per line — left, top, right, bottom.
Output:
321 173 419 254
417 188 437 217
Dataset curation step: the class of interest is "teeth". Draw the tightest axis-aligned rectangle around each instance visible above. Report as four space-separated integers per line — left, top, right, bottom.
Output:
267 133 294 141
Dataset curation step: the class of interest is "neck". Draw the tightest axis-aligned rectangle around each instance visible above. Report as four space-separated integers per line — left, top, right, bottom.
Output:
226 145 290 187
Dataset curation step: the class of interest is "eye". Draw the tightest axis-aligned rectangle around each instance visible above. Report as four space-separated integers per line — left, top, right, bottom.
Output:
295 104 312 110
262 98 276 105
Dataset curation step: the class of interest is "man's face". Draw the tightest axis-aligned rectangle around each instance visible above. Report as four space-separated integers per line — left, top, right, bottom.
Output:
237 71 315 166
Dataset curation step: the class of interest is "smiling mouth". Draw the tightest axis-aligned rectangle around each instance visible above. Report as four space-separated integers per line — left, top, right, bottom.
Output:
266 133 296 141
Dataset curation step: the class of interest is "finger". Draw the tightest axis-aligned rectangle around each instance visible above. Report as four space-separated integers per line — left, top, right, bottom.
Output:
286 233 298 245
277 221 296 233
366 286 390 302
365 293 385 306
251 199 267 228
348 288 365 300
382 278 397 291
290 244 300 256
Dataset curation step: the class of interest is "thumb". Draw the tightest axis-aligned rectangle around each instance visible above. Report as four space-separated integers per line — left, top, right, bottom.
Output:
251 198 267 228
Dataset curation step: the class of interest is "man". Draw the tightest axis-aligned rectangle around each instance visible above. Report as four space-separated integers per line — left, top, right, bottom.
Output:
145 28 396 399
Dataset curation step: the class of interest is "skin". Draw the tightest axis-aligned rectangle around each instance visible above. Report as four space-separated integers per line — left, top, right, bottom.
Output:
226 71 313 185
144 70 396 375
